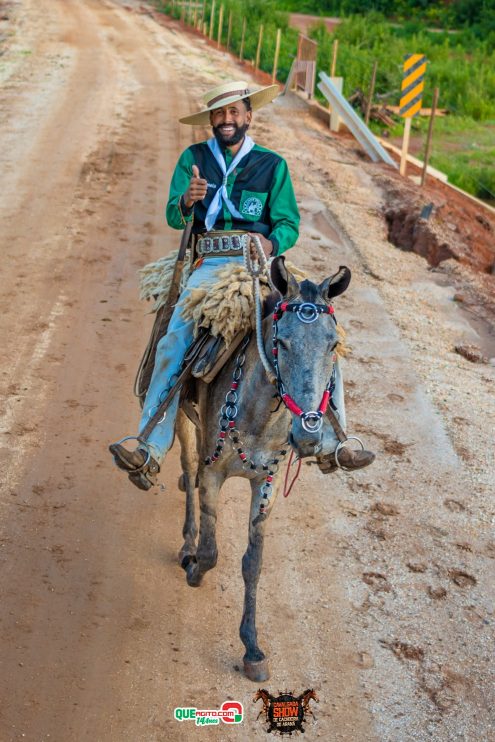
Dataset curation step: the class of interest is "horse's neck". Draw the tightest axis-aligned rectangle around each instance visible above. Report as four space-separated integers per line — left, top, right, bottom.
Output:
235 332 289 442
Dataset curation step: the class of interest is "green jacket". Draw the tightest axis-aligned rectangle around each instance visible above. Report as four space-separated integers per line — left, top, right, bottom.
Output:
166 140 300 255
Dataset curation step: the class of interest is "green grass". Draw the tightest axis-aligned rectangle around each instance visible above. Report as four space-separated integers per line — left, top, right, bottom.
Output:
308 14 495 121
384 115 495 201
429 119 495 200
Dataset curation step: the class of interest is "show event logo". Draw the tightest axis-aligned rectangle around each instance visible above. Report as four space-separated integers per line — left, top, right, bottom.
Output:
254 689 319 735
174 701 243 726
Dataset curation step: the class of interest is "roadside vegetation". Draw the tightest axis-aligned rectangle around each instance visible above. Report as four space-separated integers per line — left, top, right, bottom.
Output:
278 0 495 41
157 0 495 202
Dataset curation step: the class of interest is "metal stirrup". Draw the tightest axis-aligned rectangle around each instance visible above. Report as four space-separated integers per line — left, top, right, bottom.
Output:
334 436 365 469
112 436 152 472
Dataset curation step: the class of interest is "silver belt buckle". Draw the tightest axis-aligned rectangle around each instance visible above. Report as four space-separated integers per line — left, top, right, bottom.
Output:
200 237 212 255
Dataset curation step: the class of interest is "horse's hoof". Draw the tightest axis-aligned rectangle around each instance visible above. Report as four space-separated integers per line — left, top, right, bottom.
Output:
244 658 270 682
179 552 197 570
186 562 203 588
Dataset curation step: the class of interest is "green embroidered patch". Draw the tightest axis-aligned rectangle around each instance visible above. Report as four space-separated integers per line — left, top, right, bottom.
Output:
239 190 268 220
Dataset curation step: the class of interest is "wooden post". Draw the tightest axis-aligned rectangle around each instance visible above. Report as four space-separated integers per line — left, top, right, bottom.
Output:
255 24 263 71
296 33 302 63
203 20 208 35
272 28 281 83
421 87 439 187
217 4 224 47
180 5 185 23
365 61 378 125
400 116 412 176
226 9 233 50
331 39 339 77
208 0 215 39
239 17 246 61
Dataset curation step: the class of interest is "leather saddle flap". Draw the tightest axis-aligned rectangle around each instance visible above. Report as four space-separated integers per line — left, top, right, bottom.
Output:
191 330 247 384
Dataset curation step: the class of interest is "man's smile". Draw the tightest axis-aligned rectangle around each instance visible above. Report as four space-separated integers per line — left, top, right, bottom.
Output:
219 124 236 137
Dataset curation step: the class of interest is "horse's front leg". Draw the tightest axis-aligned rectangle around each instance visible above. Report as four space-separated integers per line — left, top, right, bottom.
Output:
185 465 224 588
240 478 276 682
177 410 199 569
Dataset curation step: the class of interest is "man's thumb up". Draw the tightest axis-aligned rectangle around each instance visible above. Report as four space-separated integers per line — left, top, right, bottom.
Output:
184 164 207 207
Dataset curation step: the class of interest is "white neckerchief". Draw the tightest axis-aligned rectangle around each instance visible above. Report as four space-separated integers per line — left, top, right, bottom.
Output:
204 135 255 231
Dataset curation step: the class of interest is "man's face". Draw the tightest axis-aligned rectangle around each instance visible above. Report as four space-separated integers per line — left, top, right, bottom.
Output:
210 101 252 147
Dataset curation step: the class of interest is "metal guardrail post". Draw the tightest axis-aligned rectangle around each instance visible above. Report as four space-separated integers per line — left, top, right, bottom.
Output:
317 72 397 167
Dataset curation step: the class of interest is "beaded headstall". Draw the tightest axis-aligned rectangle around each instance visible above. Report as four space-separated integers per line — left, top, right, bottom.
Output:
272 300 338 434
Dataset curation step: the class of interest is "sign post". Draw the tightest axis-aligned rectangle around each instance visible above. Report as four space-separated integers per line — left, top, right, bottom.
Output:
399 53 426 176
421 87 440 187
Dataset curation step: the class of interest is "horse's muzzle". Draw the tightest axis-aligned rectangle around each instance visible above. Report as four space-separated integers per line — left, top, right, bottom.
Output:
289 427 323 458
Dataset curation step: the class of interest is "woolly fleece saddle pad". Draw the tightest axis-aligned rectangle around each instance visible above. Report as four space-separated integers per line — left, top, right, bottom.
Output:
138 250 347 354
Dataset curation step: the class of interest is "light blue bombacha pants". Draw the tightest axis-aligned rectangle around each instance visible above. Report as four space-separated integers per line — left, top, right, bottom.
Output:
138 257 345 464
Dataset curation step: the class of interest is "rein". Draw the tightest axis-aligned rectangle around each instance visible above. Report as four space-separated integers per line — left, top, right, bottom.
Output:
243 234 276 384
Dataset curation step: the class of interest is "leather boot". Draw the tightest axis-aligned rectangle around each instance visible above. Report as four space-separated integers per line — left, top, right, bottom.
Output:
109 443 160 491
317 446 375 474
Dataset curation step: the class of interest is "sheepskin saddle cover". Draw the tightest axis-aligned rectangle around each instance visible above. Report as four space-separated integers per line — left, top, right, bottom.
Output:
138 250 347 354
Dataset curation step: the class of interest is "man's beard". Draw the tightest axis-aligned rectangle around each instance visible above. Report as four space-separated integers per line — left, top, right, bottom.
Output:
213 122 249 148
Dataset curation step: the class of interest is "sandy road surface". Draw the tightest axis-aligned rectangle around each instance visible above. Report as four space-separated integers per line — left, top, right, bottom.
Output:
0 2 493 741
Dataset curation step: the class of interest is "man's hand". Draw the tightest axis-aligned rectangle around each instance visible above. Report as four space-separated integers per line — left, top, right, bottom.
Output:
183 164 207 208
249 232 273 259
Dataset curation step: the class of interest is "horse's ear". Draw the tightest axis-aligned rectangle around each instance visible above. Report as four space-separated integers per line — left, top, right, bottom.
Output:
319 266 351 299
270 256 299 298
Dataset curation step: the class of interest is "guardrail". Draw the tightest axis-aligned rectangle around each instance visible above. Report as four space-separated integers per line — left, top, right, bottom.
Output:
317 72 397 167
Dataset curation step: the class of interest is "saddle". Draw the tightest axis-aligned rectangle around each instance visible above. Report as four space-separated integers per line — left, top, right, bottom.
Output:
189 329 246 383
135 312 247 410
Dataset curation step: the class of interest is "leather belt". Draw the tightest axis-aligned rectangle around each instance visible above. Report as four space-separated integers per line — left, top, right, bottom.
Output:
196 232 247 257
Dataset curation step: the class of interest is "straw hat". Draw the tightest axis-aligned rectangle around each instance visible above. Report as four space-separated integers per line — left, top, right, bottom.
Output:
179 80 279 125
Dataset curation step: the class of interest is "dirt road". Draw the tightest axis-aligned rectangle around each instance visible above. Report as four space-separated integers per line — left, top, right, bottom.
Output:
0 2 493 740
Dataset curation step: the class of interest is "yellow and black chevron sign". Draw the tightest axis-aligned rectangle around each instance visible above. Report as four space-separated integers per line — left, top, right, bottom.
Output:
400 54 427 117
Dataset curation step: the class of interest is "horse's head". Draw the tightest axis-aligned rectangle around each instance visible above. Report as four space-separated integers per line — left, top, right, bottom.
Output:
299 689 320 704
253 688 272 703
270 256 351 458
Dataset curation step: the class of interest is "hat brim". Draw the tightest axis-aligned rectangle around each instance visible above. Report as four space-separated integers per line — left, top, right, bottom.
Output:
179 84 280 125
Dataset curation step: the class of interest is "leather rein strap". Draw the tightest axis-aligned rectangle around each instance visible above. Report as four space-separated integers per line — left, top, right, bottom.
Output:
133 220 193 404
136 220 194 437
161 219 193 330
325 406 347 443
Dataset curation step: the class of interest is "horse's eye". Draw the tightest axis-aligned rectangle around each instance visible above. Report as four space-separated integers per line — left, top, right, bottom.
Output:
278 338 291 352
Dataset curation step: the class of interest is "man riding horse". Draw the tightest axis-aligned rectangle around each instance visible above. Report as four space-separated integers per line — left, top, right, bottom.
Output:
109 81 374 488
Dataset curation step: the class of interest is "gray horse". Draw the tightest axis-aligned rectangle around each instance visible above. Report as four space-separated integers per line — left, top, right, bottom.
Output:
176 256 351 682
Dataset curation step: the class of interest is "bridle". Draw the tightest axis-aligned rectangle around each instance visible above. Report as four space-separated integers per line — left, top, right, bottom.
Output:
205 237 344 514
271 299 338 434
